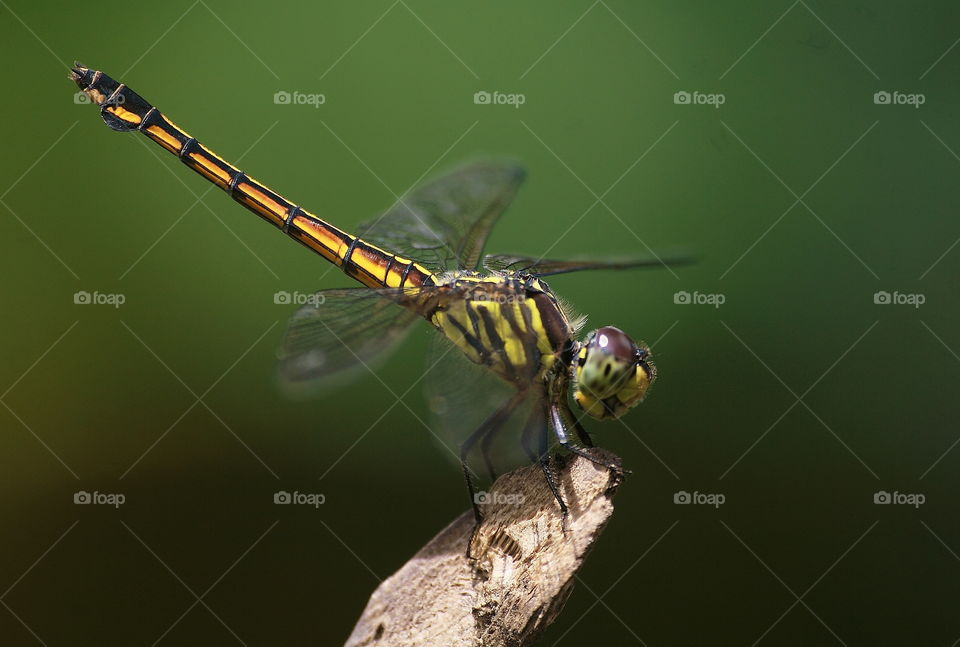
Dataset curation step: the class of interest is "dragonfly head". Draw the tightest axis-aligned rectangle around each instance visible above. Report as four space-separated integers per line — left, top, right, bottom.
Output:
574 326 656 420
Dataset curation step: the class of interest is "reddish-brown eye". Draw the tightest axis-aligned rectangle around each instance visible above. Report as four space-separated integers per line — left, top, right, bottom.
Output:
592 326 637 361
576 324 651 419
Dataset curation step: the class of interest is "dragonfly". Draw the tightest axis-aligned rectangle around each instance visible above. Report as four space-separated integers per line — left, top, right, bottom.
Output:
70 64 689 523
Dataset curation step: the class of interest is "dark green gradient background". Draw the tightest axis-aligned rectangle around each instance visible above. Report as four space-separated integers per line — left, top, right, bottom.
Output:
2 1 959 645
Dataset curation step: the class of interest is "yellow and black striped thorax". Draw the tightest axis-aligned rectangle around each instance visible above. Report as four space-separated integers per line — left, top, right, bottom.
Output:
70 65 434 291
428 272 575 385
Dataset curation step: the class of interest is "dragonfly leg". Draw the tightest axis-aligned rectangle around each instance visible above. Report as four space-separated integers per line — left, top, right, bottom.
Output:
541 405 569 522
550 404 624 474
460 391 526 526
570 412 595 447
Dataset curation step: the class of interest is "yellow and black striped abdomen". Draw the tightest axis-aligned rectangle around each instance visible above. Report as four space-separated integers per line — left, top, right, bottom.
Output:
70 65 434 290
430 275 572 386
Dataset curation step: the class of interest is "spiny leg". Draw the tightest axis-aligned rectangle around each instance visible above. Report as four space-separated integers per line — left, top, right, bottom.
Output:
460 391 526 525
551 404 623 473
517 396 568 516
540 404 568 519
571 412 594 447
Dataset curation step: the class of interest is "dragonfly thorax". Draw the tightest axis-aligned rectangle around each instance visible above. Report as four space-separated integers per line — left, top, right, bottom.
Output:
428 271 574 387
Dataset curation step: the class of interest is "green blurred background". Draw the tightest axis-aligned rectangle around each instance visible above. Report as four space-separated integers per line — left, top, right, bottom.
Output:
2 1 959 644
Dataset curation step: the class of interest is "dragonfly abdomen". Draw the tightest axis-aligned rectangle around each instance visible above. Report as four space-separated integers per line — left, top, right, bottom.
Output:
70 64 434 290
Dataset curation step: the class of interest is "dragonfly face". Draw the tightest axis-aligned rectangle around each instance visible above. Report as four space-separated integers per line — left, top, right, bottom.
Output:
574 326 655 420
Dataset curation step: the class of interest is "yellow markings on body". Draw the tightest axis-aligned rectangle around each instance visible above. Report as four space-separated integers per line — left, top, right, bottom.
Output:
191 153 231 186
290 214 348 264
496 301 530 370
350 246 390 284
433 310 483 364
385 273 402 288
105 104 142 125
615 379 640 404
198 142 234 167
237 181 285 216
384 256 411 288
433 279 555 382
575 391 607 418
617 364 651 404
464 301 492 360
523 297 555 360
145 125 182 154
575 361 650 419
191 164 226 187
161 115 192 139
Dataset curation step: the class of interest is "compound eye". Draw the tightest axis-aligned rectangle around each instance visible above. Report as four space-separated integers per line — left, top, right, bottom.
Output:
578 326 640 400
591 326 636 362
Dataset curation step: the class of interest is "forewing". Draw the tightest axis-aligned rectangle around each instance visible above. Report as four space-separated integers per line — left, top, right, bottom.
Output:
483 251 696 276
357 161 526 272
277 286 427 388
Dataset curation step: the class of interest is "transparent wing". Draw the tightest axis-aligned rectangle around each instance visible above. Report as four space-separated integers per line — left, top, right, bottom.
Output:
483 251 696 276
277 286 433 389
423 332 538 479
357 161 526 272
